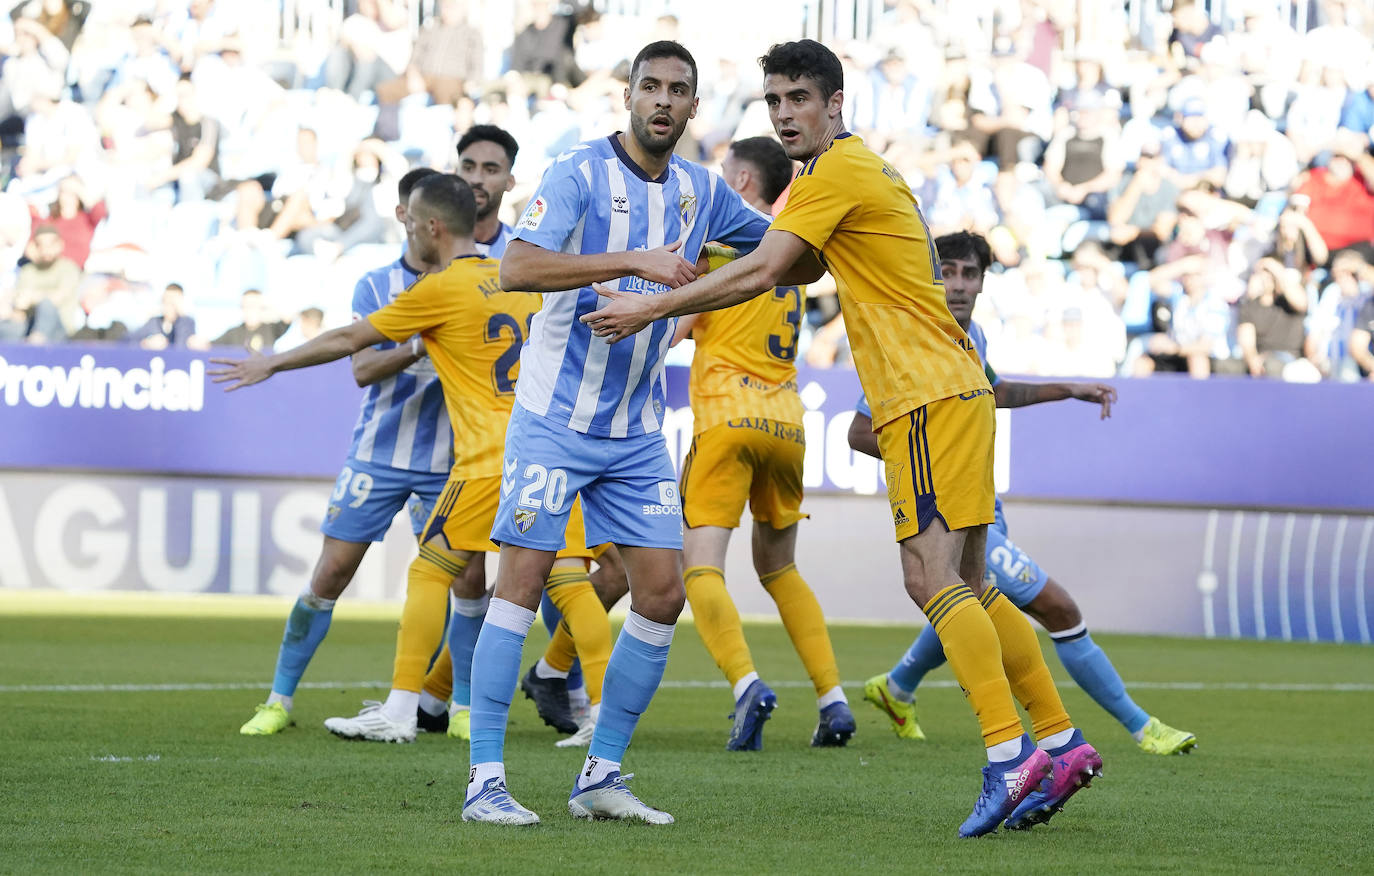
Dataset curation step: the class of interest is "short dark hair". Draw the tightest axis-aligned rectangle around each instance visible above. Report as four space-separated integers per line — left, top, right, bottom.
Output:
933 231 993 273
759 40 844 100
398 167 439 203
630 40 698 94
729 137 794 205
457 125 519 170
165 282 184 294
411 173 476 236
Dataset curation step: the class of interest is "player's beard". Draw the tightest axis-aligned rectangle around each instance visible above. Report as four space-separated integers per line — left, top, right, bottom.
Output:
473 189 499 221
630 110 686 158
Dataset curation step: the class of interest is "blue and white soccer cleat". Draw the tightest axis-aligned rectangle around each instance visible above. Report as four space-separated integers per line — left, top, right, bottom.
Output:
461 777 540 826
726 679 777 751
810 701 856 747
1004 729 1103 830
568 772 674 824
958 735 1053 838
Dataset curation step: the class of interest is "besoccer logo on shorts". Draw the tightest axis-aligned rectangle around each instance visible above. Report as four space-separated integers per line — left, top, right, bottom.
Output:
658 482 679 506
642 481 681 517
514 508 538 534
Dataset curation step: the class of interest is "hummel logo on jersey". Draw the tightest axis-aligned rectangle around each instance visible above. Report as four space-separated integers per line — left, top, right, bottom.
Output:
502 458 518 495
893 508 909 526
612 195 629 214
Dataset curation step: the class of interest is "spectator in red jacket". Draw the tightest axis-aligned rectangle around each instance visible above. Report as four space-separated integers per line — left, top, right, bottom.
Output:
29 174 105 268
1294 134 1374 262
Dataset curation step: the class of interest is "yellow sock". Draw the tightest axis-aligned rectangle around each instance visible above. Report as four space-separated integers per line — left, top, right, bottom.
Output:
545 567 610 705
924 584 1023 747
543 619 578 674
422 643 453 703
981 587 1073 741
684 565 755 688
760 563 841 698
393 549 466 692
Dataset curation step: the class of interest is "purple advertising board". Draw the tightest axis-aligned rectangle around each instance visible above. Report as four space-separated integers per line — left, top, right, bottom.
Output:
1 343 1370 512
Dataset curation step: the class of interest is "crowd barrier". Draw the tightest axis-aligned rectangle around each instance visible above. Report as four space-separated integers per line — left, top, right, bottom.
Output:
1 343 1369 642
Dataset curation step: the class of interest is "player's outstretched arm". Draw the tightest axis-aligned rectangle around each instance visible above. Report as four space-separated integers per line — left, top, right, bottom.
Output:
847 410 881 460
993 381 1117 419
351 337 426 387
582 229 812 342
499 239 696 293
208 321 388 391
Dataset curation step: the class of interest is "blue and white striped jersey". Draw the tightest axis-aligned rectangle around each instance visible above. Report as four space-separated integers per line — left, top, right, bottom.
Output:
511 134 772 438
347 258 453 474
477 221 513 257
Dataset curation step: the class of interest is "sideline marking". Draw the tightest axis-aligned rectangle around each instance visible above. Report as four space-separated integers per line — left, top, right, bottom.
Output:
3 680 1372 694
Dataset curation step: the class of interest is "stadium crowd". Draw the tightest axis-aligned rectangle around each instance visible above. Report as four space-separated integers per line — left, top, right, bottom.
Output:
2 0 1373 381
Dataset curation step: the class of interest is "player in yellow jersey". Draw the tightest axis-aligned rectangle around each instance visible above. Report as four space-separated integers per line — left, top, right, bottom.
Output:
581 40 1101 837
210 174 613 744
669 136 853 751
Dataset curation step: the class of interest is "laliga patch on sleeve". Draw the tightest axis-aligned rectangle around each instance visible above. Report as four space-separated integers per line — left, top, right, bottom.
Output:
657 481 679 506
518 196 547 231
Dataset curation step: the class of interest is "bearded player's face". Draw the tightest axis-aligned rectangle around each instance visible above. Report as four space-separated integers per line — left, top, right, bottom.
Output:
625 56 697 157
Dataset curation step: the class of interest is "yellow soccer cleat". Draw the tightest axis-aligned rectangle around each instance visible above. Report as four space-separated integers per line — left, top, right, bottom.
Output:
240 702 291 736
862 674 926 741
1137 716 1197 755
447 706 471 741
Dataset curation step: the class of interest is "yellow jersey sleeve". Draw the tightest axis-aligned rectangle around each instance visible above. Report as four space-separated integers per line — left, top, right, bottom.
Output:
771 134 988 428
687 246 803 433
366 273 457 341
769 160 859 253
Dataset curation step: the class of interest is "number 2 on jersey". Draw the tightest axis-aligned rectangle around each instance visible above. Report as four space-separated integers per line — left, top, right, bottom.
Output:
767 286 802 362
485 312 535 395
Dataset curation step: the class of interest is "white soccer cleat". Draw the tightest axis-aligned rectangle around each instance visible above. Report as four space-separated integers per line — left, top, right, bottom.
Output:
569 772 674 824
462 777 540 825
323 700 416 743
554 719 595 748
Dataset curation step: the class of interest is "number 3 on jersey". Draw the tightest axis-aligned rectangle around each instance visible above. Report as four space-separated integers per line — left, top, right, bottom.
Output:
767 285 802 362
486 312 535 395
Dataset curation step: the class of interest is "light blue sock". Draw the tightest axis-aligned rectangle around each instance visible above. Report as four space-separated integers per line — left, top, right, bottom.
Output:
888 624 947 696
539 591 584 692
588 611 674 764
540 590 560 636
1052 625 1150 734
449 595 488 707
469 598 535 766
270 589 335 697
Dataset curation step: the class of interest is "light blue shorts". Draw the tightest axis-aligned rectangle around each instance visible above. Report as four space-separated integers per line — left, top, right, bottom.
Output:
320 457 449 543
490 404 683 551
983 507 1050 606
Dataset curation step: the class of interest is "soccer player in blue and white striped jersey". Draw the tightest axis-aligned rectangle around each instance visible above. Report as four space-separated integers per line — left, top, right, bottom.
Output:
460 41 819 826
456 124 518 260
239 167 457 736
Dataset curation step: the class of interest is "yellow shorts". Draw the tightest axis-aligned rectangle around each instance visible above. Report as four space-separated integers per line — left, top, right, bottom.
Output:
420 474 592 558
680 419 808 530
877 392 995 542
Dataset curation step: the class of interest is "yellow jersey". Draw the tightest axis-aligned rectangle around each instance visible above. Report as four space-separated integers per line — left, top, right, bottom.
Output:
770 133 989 429
368 255 541 480
688 245 804 433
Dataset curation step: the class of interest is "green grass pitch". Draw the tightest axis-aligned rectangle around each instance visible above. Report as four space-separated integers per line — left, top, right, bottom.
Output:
2 607 1372 874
